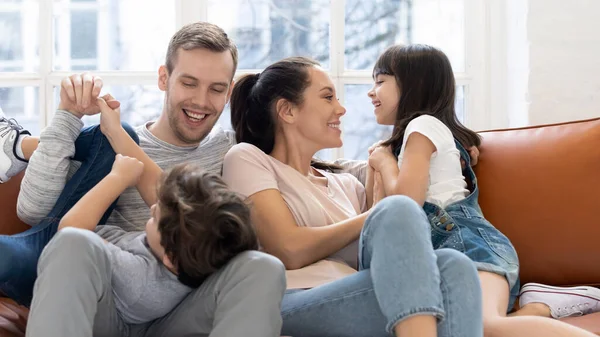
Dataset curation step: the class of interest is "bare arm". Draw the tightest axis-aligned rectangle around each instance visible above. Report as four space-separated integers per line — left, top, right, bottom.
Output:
248 189 368 270
376 133 435 206
97 98 163 207
365 165 375 209
58 154 144 231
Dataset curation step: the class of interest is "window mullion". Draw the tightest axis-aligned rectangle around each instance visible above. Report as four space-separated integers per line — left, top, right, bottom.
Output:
38 0 53 129
330 0 345 160
179 0 206 28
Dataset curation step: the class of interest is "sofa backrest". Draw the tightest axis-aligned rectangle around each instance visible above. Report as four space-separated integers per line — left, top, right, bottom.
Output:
475 117 600 286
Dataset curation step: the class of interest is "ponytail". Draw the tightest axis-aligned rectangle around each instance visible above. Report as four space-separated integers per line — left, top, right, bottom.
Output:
230 73 277 154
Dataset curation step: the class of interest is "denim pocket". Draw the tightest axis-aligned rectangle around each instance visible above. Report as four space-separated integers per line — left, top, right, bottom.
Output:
477 227 519 266
428 212 464 251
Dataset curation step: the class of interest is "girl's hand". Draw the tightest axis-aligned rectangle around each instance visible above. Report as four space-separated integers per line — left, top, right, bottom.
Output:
368 145 397 172
110 154 144 187
460 146 480 170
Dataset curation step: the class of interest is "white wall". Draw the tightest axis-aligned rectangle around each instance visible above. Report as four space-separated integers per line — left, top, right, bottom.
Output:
525 0 600 125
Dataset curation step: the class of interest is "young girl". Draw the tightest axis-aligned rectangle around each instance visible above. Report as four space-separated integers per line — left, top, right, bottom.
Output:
366 44 596 337
223 56 483 337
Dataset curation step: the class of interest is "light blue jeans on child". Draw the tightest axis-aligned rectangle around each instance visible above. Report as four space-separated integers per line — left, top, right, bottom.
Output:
281 195 484 337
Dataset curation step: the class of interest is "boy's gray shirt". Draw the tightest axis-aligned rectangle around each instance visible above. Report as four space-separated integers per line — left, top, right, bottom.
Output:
95 225 192 324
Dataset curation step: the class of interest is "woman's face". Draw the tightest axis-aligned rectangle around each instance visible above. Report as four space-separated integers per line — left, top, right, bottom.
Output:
288 67 347 151
368 74 400 125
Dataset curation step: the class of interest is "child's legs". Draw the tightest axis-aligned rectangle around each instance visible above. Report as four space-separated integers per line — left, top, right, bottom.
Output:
480 271 596 337
26 228 126 337
0 123 139 306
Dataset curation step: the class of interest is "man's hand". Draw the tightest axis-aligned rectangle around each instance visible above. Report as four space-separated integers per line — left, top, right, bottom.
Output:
58 73 120 118
110 154 144 188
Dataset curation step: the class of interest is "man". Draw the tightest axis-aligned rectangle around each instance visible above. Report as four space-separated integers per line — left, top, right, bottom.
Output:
0 22 286 337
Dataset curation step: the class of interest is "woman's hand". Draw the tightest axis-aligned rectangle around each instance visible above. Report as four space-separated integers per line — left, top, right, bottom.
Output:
368 145 397 172
372 171 386 206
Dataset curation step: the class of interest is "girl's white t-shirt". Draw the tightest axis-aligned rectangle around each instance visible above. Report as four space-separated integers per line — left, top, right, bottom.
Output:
222 143 367 289
398 115 469 208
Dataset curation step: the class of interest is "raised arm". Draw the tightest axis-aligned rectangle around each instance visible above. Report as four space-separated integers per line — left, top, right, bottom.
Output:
247 189 367 270
58 154 143 231
96 97 163 207
17 73 120 225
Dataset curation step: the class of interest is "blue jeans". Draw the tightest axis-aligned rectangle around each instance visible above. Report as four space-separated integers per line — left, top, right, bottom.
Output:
281 196 484 337
0 123 139 306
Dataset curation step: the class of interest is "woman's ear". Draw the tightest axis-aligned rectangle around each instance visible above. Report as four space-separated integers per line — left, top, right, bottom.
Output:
276 98 296 124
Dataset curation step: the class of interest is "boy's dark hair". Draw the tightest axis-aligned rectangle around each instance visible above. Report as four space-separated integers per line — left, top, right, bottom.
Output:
374 44 481 154
157 163 258 288
230 56 340 172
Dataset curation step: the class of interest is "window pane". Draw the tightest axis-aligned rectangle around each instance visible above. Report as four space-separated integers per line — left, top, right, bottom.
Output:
53 85 163 128
342 85 392 160
208 0 330 69
345 0 465 72
342 84 465 160
53 0 175 71
0 1 39 72
0 86 40 135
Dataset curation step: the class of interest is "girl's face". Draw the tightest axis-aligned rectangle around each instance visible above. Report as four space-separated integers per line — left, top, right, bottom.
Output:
367 74 400 126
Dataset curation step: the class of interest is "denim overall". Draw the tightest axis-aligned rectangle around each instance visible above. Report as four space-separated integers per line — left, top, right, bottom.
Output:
422 140 520 311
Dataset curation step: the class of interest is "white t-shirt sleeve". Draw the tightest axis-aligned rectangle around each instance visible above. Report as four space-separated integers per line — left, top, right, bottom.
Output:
222 143 279 198
402 115 454 155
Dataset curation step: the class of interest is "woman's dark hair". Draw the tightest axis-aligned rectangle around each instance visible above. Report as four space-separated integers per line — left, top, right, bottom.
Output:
230 56 340 171
374 44 480 153
157 163 258 288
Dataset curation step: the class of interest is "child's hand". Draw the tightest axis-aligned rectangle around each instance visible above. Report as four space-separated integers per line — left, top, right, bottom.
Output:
460 146 480 170
111 154 144 187
368 145 396 172
97 95 122 137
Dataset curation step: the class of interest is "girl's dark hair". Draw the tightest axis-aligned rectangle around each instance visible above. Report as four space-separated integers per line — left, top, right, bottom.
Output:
374 44 480 153
230 56 340 171
157 163 258 288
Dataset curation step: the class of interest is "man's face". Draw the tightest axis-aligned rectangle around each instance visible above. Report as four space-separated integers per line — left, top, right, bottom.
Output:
158 48 235 146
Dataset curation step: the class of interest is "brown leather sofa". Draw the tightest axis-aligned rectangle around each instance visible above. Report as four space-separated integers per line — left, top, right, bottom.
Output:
1 118 600 336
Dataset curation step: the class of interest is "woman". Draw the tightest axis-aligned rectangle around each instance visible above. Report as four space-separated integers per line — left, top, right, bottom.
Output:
222 57 483 337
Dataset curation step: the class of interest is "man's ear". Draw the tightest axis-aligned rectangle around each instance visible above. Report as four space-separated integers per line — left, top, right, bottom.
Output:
226 79 235 104
158 65 169 92
276 98 295 124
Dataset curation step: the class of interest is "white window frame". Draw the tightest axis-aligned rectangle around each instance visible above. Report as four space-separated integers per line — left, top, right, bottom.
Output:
0 0 497 159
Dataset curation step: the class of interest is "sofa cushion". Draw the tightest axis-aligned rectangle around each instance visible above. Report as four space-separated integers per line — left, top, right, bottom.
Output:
475 118 600 286
0 172 28 235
